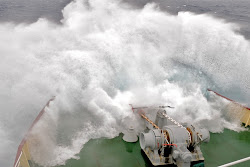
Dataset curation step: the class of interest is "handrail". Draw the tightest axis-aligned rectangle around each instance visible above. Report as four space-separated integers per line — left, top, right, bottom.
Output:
218 156 250 167
13 97 55 167
207 89 250 110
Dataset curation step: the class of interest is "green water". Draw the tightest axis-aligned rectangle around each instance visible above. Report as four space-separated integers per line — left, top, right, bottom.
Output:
57 129 250 167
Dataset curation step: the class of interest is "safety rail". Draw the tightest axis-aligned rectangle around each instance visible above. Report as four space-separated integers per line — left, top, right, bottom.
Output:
207 89 250 127
218 156 250 167
13 97 55 167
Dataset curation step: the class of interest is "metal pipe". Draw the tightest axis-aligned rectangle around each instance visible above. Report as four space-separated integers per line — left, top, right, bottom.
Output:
218 156 250 167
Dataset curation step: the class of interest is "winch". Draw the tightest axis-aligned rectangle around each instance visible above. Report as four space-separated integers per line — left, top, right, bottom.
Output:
129 106 210 167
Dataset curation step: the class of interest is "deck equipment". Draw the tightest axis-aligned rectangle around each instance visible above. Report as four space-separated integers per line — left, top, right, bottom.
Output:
130 105 209 167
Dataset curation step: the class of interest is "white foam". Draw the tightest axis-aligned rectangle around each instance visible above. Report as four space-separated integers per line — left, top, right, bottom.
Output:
0 0 250 166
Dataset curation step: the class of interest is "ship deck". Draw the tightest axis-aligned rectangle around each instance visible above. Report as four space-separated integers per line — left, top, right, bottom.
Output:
56 129 250 167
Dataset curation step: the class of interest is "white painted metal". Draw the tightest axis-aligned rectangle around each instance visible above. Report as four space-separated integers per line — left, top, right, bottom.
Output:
218 156 250 167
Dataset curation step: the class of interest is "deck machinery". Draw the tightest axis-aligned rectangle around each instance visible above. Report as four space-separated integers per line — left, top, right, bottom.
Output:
131 106 210 167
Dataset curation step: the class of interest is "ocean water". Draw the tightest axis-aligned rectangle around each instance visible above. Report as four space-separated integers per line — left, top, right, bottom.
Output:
0 0 250 166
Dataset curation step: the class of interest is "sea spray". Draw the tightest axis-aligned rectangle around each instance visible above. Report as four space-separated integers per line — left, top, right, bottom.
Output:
0 0 250 166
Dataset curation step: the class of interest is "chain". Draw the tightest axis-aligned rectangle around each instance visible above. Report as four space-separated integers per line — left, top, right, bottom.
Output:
161 113 192 144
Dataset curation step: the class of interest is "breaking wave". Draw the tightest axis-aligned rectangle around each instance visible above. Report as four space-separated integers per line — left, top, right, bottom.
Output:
0 0 250 166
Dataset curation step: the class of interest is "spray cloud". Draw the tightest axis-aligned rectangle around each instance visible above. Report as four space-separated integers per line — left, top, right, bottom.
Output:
0 0 250 166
